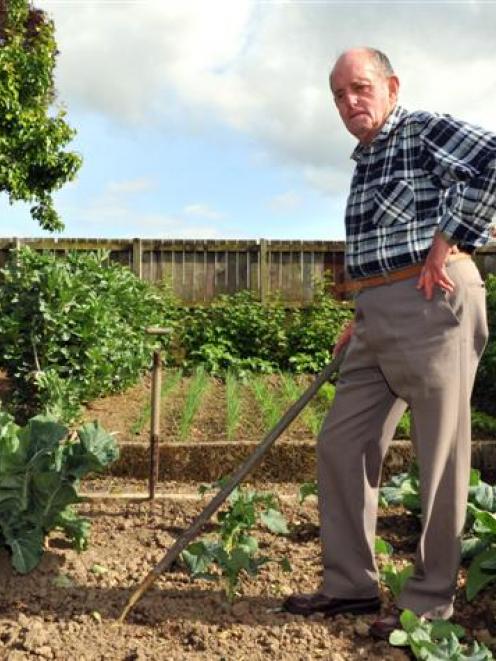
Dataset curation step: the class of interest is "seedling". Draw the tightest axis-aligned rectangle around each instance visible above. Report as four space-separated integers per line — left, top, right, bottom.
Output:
225 370 242 441
182 483 289 601
179 366 209 441
380 563 414 599
299 481 318 504
130 368 182 435
249 375 284 431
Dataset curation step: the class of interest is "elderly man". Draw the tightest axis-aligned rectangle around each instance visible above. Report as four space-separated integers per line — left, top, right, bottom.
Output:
283 47 495 637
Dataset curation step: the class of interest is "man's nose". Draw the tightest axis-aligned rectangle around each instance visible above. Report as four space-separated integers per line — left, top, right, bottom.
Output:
345 92 359 109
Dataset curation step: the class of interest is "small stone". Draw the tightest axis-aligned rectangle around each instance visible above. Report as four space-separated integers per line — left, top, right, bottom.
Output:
34 646 54 659
17 613 30 628
354 619 370 637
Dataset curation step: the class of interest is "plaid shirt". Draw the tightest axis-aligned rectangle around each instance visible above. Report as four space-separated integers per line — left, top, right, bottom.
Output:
345 104 496 278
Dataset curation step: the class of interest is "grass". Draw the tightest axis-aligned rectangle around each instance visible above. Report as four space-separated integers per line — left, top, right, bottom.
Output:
178 365 210 441
130 368 183 435
225 370 242 441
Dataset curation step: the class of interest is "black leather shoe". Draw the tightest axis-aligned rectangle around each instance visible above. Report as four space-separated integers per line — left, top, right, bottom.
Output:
282 592 381 617
369 608 402 640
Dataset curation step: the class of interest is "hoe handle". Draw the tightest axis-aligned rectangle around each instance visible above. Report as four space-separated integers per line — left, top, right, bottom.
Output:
118 351 345 622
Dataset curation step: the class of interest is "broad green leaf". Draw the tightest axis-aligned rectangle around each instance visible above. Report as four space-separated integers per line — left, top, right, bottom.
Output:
226 547 252 574
55 507 89 552
64 423 119 478
181 541 215 576
471 484 495 513
429 619 465 640
461 537 490 561
375 536 393 556
466 548 496 601
31 472 79 528
260 508 288 535
473 511 496 536
21 417 68 462
400 608 419 633
238 535 258 556
8 526 44 574
389 629 409 646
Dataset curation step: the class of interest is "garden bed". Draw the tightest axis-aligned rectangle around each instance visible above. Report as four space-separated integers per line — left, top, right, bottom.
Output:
80 370 496 444
0 479 495 660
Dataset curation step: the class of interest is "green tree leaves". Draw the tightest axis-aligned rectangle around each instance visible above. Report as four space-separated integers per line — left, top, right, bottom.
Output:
0 0 81 231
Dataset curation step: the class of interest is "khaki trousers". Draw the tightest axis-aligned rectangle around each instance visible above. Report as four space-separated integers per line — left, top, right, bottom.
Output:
317 258 488 618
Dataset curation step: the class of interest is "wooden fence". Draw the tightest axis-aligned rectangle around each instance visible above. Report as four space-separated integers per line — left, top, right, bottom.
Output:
1 237 495 304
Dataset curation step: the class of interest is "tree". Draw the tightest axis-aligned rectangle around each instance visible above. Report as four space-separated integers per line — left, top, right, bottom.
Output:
0 0 82 231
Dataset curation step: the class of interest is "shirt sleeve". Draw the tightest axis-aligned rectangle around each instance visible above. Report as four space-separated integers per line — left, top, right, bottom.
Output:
419 113 496 248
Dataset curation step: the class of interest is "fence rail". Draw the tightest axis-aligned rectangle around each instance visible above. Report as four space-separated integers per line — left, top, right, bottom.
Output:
1 237 495 304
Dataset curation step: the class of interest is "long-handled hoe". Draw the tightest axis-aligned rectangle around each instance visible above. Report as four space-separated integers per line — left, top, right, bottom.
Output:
118 352 345 622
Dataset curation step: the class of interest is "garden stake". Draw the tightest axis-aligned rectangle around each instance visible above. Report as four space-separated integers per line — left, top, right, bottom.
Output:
145 327 171 501
118 350 345 622
149 350 161 500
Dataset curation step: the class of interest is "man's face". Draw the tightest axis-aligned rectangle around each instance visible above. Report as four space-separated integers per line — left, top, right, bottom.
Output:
330 51 399 144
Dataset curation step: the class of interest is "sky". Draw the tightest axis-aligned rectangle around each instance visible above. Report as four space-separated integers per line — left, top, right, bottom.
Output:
1 0 496 241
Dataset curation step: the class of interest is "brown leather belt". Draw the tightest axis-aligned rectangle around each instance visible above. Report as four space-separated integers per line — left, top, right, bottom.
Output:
337 252 471 295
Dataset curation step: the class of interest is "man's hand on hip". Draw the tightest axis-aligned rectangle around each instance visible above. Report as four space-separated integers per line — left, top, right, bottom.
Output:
333 319 355 357
416 232 456 300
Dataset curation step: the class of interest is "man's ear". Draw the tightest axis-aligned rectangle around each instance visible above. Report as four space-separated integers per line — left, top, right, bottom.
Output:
388 75 400 103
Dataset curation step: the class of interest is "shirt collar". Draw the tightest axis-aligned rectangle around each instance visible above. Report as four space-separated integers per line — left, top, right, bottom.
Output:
351 104 408 162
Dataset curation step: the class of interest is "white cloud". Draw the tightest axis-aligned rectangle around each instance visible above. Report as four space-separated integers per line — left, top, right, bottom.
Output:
183 203 226 220
106 177 156 195
268 191 302 213
40 1 496 196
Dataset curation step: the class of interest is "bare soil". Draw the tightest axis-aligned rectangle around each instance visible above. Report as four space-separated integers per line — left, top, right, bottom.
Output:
0 479 495 660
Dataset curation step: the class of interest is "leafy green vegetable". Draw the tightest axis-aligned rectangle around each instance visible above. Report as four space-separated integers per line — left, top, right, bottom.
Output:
0 408 118 573
389 609 492 660
380 563 414 599
182 483 289 601
379 463 421 513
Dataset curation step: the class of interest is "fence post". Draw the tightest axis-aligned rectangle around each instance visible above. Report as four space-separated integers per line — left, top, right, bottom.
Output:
132 238 142 279
259 238 269 303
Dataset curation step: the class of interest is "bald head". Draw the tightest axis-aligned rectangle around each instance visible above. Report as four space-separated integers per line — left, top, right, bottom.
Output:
329 47 399 144
330 48 394 89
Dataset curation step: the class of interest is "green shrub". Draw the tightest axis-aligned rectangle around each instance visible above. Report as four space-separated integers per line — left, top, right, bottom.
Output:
0 247 176 420
178 291 289 375
286 278 352 373
177 283 352 376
